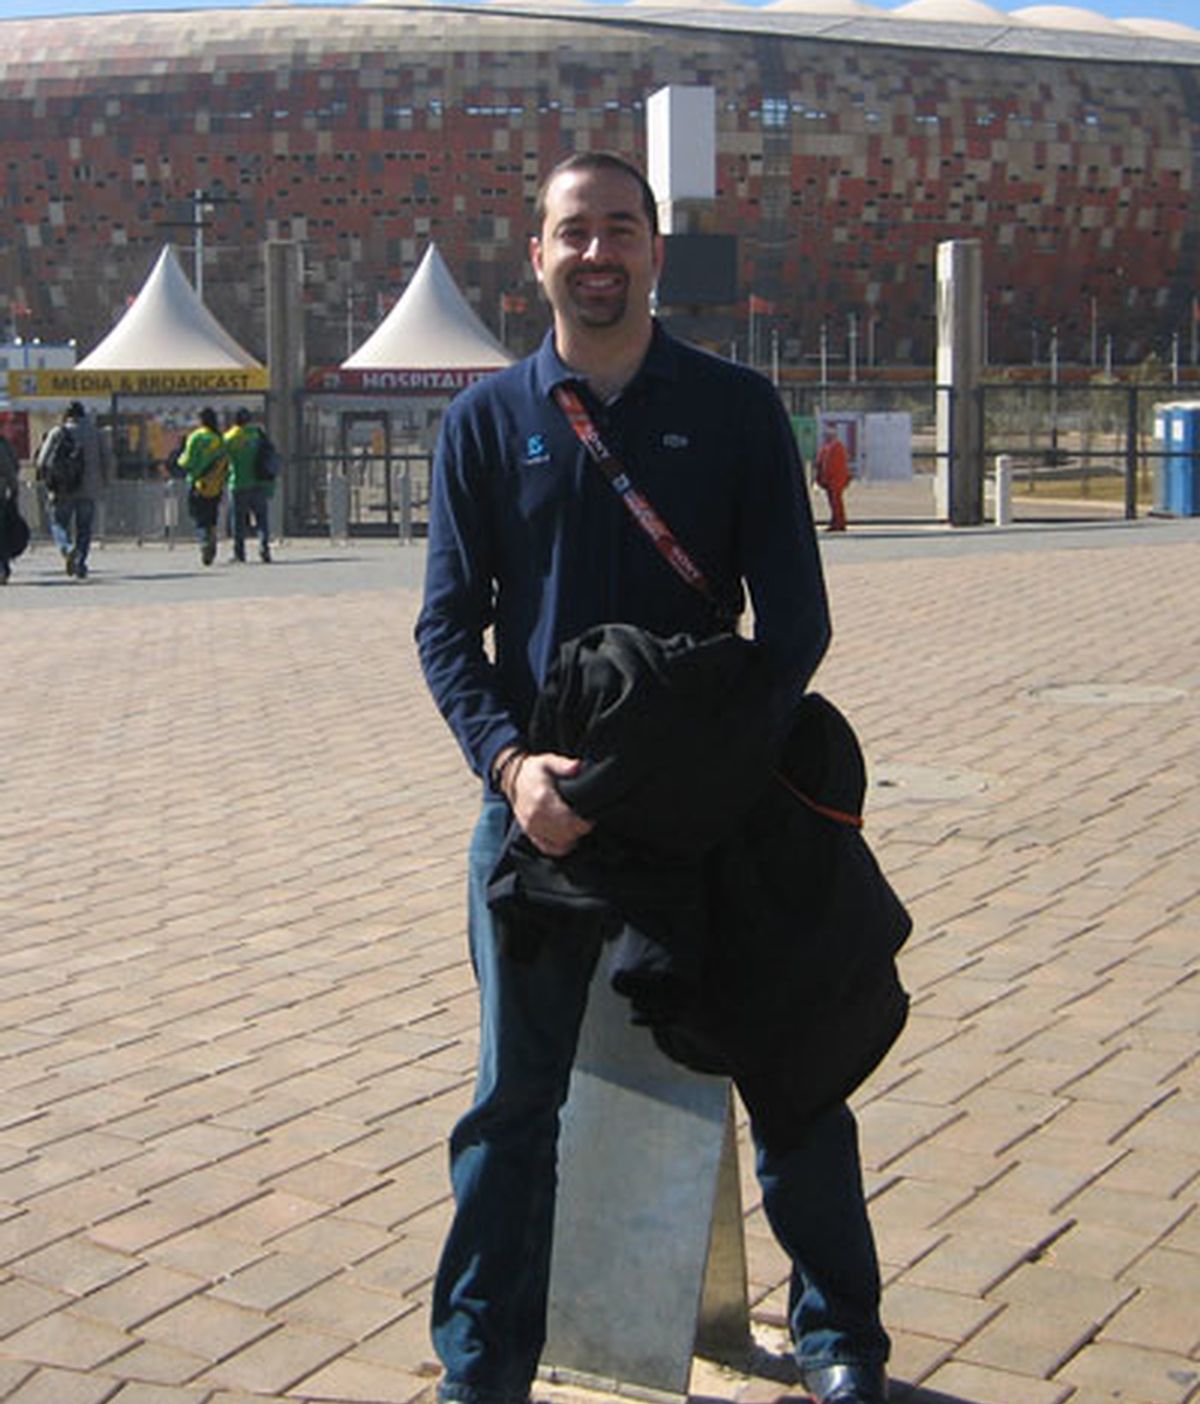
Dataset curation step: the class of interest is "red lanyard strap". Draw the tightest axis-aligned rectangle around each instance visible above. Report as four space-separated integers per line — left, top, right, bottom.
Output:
553 383 723 610
554 382 862 830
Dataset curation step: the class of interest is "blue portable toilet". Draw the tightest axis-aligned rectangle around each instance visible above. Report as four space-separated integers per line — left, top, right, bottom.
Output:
1153 401 1200 516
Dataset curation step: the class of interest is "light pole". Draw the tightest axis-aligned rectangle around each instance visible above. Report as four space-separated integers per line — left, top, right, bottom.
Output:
156 189 238 296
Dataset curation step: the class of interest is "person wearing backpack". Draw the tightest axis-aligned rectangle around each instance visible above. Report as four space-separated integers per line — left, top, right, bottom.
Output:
177 406 230 567
35 401 110 579
0 432 28 585
222 407 274 563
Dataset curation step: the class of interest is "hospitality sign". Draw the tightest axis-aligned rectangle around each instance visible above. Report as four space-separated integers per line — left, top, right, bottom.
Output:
306 367 499 394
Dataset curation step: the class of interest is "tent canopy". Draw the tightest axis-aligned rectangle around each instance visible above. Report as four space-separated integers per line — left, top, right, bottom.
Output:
77 245 262 372
343 244 514 370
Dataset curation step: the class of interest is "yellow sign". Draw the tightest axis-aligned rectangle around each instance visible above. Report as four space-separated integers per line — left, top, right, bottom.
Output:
7 367 270 398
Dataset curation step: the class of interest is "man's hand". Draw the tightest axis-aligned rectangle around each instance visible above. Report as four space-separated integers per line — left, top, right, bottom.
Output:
505 751 594 857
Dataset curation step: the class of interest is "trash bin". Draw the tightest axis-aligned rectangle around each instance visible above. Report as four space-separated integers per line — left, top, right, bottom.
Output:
1153 401 1200 516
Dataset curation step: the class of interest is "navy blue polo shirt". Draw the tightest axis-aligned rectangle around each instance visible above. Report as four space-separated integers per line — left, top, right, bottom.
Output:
416 324 831 784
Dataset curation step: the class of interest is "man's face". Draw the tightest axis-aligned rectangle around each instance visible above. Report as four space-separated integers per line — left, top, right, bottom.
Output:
530 165 663 337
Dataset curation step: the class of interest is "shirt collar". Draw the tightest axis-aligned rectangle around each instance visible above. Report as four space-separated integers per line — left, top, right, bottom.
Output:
532 321 679 402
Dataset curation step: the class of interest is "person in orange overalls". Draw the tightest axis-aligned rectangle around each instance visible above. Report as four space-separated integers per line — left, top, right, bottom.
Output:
814 425 851 532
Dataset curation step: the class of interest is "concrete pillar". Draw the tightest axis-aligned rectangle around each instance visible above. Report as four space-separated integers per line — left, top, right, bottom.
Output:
935 239 984 526
648 86 716 235
264 240 305 535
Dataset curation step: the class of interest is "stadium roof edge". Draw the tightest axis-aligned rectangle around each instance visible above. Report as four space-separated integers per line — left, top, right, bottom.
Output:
2 0 1199 67
424 0 1200 63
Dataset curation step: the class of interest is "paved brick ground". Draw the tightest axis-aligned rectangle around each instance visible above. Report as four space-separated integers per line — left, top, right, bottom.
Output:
1 520 1197 1404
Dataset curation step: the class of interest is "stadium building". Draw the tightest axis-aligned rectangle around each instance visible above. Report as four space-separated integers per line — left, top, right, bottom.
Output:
2 0 1199 371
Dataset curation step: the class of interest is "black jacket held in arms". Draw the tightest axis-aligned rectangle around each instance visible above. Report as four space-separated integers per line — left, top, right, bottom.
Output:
486 623 912 1152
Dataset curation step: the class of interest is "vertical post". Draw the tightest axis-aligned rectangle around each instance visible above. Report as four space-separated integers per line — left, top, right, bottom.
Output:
193 189 207 300
1050 326 1060 466
994 453 1012 526
265 240 305 537
819 321 828 412
1125 386 1139 521
935 239 984 525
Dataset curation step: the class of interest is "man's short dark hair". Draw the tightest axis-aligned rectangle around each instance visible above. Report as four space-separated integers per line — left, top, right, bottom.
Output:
235 407 251 426
534 151 659 239
199 406 219 433
66 400 85 420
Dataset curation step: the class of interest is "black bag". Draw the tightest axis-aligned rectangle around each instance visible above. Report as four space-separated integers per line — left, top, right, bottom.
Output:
254 430 282 482
0 498 30 560
37 425 85 496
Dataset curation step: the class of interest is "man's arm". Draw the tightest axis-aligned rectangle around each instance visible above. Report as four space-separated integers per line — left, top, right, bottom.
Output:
415 406 524 783
739 379 832 697
416 408 595 855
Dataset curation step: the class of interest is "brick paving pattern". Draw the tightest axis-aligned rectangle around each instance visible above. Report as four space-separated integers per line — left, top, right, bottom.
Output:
0 524 1196 1404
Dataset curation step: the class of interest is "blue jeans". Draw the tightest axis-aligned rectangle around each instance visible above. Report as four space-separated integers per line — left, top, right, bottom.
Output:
432 801 889 1403
51 496 95 573
232 485 270 558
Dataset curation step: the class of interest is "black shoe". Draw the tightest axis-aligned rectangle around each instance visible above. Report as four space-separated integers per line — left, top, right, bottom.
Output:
65 547 78 576
260 543 272 563
800 1363 888 1403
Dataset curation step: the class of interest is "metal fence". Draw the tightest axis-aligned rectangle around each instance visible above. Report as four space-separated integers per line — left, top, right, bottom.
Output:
17 378 1191 540
288 450 431 538
779 376 1186 519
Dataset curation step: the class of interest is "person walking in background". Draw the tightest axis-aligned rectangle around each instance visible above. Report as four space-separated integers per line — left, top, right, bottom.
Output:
177 406 230 567
0 432 28 584
814 424 851 532
35 400 110 579
416 151 891 1404
223 407 274 564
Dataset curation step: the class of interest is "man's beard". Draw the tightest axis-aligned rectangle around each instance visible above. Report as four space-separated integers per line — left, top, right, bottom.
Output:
566 269 630 328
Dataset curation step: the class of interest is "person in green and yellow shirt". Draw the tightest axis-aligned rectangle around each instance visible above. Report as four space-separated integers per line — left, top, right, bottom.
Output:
223 407 274 564
177 406 229 567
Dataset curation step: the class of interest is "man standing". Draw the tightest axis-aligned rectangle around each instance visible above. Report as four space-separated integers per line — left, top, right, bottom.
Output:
416 152 890 1404
815 424 851 532
223 407 273 563
36 400 109 579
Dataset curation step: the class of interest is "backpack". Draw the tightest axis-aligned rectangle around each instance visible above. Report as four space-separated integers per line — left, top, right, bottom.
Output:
37 425 85 497
254 429 282 482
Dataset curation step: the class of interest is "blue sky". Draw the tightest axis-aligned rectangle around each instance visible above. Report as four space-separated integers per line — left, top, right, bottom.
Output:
2 0 1199 18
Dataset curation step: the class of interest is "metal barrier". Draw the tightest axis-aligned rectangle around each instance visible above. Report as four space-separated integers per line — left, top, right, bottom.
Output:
781 377 1186 519
290 451 430 538
94 479 186 545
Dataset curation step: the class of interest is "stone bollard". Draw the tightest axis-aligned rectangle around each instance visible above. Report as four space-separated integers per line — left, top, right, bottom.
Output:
994 453 1013 526
328 471 350 542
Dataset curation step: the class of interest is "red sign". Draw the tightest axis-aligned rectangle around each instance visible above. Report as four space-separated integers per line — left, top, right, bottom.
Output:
306 367 503 394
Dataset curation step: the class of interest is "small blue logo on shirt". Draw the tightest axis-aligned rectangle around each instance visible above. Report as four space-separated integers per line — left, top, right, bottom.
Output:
524 433 550 466
662 432 690 449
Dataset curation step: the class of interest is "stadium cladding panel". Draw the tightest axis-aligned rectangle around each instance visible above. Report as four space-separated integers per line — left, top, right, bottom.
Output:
1 1 1199 370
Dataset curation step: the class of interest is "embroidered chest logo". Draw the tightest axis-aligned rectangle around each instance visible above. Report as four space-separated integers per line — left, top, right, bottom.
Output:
662 432 689 450
524 433 550 467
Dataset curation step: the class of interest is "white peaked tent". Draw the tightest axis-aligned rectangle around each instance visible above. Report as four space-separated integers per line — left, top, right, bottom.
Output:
77 244 262 371
343 243 513 370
